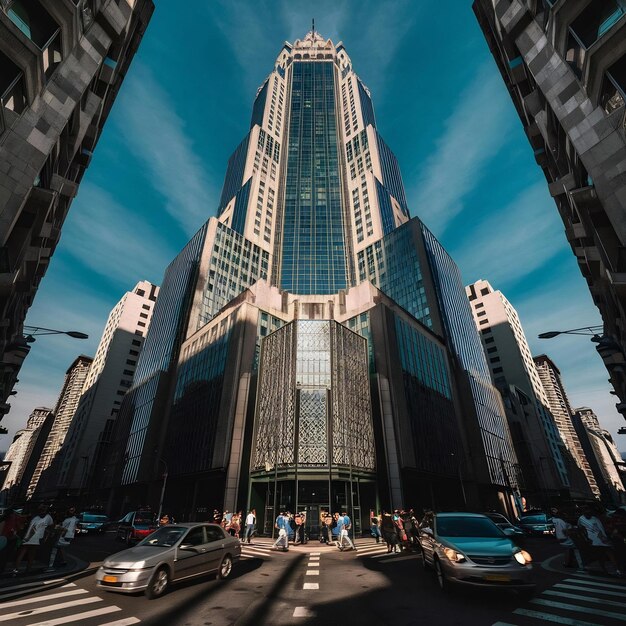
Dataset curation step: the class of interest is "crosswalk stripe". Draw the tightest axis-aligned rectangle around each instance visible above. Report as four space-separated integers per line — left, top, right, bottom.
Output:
554 583 626 598
241 546 272 554
513 608 604 626
530 598 626 620
97 618 141 626
29 605 121 626
0 596 102 623
0 588 88 608
563 578 626 591
542 589 626 609
0 582 76 602
570 572 626 585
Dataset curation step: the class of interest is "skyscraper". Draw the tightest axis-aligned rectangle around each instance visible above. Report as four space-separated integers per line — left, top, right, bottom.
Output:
0 0 154 428
27 354 92 500
466 280 571 503
534 354 599 498
473 0 626 427
106 30 519 528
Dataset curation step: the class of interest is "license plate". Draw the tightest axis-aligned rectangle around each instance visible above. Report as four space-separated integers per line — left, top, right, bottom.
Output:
484 574 511 582
103 575 118 583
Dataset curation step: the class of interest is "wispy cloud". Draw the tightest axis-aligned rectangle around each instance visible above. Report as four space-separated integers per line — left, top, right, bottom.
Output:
411 62 514 236
116 63 212 235
453 183 565 289
64 182 177 286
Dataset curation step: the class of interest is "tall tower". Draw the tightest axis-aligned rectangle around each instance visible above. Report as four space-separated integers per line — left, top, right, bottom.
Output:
109 31 519 526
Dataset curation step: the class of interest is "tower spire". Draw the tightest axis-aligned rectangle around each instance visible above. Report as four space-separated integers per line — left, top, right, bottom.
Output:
312 18 315 37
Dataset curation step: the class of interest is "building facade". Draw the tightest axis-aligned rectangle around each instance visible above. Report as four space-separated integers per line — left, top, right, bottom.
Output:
104 31 520 530
26 354 92 499
573 406 626 504
46 281 158 501
466 280 574 503
0 405 52 501
473 0 626 427
0 0 154 429
534 354 599 498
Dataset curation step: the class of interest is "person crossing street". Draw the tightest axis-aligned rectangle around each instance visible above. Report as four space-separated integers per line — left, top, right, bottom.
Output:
272 511 289 551
338 510 356 551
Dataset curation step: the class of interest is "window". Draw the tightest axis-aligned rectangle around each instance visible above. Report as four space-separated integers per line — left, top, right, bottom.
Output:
123 369 133 376
142 304 150 310
126 359 136 366
490 356 501 363
600 52 626 114
138 321 146 328
487 347 498 354
476 310 487 317
132 339 141 346
480 288 489 296
474 302 484 309
205 526 224 542
493 367 503 373
134 330 143 336
479 319 489 325
485 337 495 344
182 526 205 546
129 349 139 356
140 312 149 319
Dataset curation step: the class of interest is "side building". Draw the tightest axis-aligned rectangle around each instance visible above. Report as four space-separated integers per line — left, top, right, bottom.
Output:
466 279 575 505
103 31 521 530
0 0 154 429
473 0 626 428
26 355 93 499
0 406 53 503
45 281 158 504
572 406 626 504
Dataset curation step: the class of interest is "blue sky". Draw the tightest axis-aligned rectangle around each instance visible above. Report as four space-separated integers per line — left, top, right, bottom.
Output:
3 0 624 453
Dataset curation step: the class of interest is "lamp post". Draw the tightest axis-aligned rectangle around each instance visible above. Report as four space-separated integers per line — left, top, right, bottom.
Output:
22 325 89 341
156 458 168 524
538 325 603 339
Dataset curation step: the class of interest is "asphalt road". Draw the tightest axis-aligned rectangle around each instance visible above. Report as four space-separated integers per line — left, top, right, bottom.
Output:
1 532 625 626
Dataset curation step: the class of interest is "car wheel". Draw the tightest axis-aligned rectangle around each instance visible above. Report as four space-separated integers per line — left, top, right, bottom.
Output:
217 554 233 580
145 567 169 599
434 557 447 591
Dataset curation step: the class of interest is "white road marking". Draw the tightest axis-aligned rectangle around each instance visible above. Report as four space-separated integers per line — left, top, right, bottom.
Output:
293 607 314 617
307 562 319 567
530 598 626 620
308 556 320 561
542 589 626 609
0 596 102 622
29 605 121 626
1 588 88 608
303 583 319 590
554 583 626 598
513 608 603 626
98 618 141 626
563 578 626 591
305 570 319 575
309 552 320 556
570 572 626 585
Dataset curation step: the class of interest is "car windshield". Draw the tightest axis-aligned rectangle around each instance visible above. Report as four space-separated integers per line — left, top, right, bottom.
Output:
134 513 153 525
436 516 504 538
82 514 107 523
139 526 186 547
521 514 547 524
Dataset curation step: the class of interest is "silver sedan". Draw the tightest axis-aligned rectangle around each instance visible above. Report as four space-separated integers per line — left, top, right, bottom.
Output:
96 523 241 598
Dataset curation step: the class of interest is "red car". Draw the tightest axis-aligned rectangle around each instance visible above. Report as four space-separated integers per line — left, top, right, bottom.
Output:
116 510 157 545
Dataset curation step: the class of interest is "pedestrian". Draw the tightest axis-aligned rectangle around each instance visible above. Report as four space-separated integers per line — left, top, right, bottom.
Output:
370 511 381 544
272 511 289 551
551 507 584 571
229 512 241 538
13 504 54 575
47 506 79 572
244 509 256 543
159 514 170 526
322 514 333 544
578 506 622 576
393 510 406 553
331 512 340 545
0 507 23 573
338 510 356 551
381 510 398 553
294 512 305 545
213 509 222 524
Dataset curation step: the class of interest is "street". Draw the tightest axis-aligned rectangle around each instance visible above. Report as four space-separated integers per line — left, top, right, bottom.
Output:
1 532 625 625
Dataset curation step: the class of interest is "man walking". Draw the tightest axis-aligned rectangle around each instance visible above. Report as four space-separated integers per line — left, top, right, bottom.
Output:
338 510 356 551
244 509 256 544
47 506 79 572
551 507 584 571
272 511 289 551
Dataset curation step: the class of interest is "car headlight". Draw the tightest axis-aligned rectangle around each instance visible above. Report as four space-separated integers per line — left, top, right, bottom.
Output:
443 547 466 563
130 561 146 570
514 550 532 565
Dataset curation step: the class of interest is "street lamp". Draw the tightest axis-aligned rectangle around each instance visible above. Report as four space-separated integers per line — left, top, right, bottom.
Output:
156 458 168 524
23 325 89 341
538 325 603 339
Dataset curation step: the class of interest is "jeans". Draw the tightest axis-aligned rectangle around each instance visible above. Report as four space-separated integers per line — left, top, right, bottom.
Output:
245 524 255 542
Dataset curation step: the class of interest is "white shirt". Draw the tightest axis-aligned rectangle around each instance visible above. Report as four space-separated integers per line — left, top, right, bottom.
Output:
24 514 53 545
62 515 79 539
578 515 610 547
246 513 255 525
552 516 574 546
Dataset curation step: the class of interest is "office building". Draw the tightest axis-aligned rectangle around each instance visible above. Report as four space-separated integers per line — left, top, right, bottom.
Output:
0 0 154 428
26 354 92 499
466 279 573 503
534 354 599 498
473 0 626 426
573 406 626 503
105 30 520 530
0 405 52 501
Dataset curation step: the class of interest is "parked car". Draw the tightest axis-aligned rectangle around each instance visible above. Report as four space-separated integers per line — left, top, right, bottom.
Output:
418 512 534 595
518 511 555 536
116 510 158 545
483 512 526 545
77 512 109 534
96 523 241 598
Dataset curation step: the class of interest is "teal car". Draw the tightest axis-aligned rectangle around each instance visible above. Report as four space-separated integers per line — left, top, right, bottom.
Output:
419 512 534 595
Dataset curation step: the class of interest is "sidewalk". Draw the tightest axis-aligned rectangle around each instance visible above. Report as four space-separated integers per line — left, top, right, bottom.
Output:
0 551 89 589
541 552 626 583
